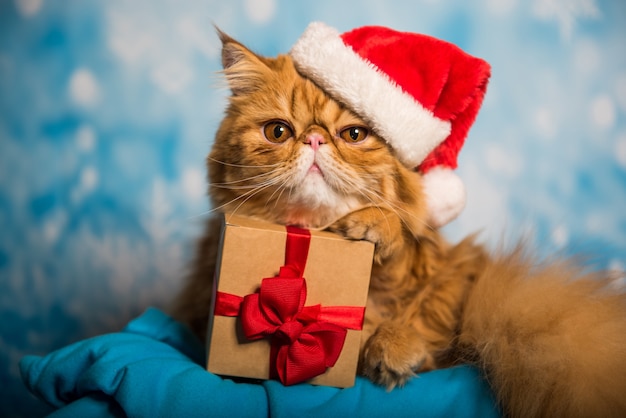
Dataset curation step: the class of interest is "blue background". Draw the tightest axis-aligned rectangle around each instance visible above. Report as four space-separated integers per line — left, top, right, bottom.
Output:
1 0 624 416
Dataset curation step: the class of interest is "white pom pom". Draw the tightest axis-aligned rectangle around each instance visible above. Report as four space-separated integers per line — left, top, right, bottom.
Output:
421 167 466 228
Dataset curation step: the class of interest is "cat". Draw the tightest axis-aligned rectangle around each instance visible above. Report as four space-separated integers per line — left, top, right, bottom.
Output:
172 30 626 418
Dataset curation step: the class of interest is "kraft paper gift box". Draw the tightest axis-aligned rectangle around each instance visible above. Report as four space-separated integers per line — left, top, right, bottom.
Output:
206 213 374 388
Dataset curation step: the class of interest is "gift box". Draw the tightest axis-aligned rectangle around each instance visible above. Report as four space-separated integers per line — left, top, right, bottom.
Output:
206 213 374 388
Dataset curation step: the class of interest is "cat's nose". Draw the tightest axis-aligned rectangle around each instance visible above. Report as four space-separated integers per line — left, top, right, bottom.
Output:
304 133 326 151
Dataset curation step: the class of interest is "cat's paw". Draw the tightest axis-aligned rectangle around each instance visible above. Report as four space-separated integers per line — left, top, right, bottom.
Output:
328 207 404 264
360 322 433 390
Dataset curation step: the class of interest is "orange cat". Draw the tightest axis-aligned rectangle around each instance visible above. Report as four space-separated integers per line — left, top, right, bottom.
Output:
173 30 626 418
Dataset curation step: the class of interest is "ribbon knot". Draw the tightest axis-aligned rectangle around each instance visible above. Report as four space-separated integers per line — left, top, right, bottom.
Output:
275 318 304 344
239 276 348 385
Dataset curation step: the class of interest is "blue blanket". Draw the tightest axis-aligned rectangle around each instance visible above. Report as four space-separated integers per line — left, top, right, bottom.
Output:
20 308 500 417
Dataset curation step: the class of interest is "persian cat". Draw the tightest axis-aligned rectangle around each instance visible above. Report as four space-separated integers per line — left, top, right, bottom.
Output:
173 30 626 417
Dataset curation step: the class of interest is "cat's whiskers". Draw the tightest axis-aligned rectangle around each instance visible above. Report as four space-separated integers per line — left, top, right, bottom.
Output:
263 170 294 210
336 171 433 234
207 156 282 169
194 186 274 219
324 168 394 232
207 172 287 215
353 171 435 231
210 171 281 190
208 162 291 192
269 182 289 211
228 182 280 217
367 189 434 232
352 186 399 234
222 168 295 218
212 183 275 217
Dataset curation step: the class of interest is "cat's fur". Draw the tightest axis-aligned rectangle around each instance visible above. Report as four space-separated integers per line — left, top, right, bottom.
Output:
172 31 626 417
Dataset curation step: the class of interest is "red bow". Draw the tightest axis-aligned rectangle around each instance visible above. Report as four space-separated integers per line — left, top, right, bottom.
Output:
214 226 365 385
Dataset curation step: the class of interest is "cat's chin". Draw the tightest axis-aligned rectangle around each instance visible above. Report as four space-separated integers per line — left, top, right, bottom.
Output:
282 205 351 229
218 195 363 230
283 180 364 229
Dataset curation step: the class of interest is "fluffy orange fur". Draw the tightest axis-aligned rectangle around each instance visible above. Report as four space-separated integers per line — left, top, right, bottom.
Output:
172 31 626 417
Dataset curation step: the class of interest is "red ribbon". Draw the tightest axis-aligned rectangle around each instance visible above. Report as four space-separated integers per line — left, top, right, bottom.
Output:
214 226 365 385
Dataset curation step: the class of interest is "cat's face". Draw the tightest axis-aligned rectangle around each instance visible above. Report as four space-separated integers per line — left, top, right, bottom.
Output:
208 33 425 229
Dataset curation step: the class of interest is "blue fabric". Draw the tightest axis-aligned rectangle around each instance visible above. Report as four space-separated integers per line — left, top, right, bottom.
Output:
20 308 500 418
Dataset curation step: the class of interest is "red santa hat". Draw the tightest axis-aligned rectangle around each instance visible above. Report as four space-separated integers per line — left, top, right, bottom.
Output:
290 22 491 227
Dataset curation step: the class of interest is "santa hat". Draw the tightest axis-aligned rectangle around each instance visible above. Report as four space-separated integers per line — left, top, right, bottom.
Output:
289 22 491 227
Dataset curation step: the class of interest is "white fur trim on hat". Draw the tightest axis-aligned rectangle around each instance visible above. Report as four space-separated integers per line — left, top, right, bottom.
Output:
290 22 451 168
421 167 466 228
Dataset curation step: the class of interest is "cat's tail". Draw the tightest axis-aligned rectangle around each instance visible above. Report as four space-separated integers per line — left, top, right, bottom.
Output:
458 247 626 418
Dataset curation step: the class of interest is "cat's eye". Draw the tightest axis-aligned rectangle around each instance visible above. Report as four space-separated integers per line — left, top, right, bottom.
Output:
263 121 294 143
339 126 369 143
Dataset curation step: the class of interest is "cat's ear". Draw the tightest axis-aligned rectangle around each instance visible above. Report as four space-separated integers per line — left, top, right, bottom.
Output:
215 27 269 96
